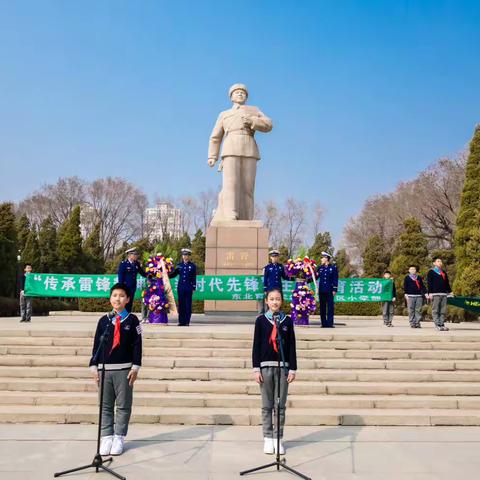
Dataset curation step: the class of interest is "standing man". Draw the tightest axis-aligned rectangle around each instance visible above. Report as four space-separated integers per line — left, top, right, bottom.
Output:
317 252 338 328
263 250 288 293
19 263 33 323
117 248 146 313
262 249 288 313
404 265 427 328
170 248 197 326
427 258 453 332
208 83 273 222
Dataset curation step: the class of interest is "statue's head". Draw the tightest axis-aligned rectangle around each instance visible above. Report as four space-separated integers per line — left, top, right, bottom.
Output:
229 83 248 105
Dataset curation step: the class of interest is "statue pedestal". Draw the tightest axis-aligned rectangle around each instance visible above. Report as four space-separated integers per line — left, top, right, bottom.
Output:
205 221 269 314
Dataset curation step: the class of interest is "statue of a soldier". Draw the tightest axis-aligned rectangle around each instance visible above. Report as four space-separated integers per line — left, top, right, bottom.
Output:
208 84 273 223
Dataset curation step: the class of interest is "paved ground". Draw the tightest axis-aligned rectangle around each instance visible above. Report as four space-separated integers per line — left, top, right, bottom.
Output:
1 424 480 479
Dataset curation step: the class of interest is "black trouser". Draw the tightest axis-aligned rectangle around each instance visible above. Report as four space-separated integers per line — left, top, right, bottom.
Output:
319 291 335 327
126 287 136 313
178 289 193 326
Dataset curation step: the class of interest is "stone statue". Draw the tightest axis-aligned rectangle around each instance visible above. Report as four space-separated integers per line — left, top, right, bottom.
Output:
208 83 272 223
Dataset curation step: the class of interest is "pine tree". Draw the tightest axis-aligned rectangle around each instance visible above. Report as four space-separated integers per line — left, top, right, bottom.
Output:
58 205 84 273
83 222 105 273
278 245 289 264
454 125 480 297
0 203 19 297
362 235 390 277
22 226 41 270
389 217 429 297
335 248 356 278
191 229 206 274
38 216 59 273
308 232 334 262
17 214 31 253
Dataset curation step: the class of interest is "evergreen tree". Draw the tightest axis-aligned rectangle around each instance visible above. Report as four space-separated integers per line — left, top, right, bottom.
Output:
58 205 84 273
278 245 289 264
335 248 356 278
191 229 206 274
308 231 334 262
0 203 19 297
17 214 31 253
22 226 41 270
389 217 429 297
83 222 105 273
362 235 390 277
38 216 58 273
454 125 480 296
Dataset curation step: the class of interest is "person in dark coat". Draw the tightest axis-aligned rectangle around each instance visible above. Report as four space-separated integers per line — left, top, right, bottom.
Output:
117 248 146 313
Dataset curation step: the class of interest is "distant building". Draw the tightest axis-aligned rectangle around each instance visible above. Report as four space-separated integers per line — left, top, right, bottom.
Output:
144 203 182 241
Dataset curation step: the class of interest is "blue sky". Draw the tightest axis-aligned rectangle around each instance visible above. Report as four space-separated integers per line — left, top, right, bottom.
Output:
1 0 479 243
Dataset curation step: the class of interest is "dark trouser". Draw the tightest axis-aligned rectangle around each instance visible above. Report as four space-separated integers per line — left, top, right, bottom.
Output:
382 301 394 325
432 295 447 327
406 296 423 326
126 288 136 313
178 289 193 326
260 366 289 438
319 292 335 327
20 292 33 321
100 369 133 437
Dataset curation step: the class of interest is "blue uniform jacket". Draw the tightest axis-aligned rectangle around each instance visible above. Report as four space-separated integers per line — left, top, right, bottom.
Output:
263 263 288 291
170 261 197 292
117 260 146 291
317 264 339 293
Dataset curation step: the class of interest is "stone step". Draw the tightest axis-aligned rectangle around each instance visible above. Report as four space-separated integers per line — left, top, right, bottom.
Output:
1 404 480 426
3 344 480 360
1 390 478 410
3 353 480 369
4 334 480 350
2 377 480 396
2 365 480 383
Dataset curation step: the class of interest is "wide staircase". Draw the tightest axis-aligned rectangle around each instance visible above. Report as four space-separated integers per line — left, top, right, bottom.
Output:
1 323 480 426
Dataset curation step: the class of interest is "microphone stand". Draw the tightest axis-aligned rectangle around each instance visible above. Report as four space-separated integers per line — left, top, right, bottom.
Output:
55 314 126 480
240 313 311 479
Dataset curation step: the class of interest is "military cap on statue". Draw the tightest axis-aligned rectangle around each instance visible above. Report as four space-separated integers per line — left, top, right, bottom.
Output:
269 249 280 256
125 248 139 255
228 83 249 98
181 248 192 255
321 251 332 259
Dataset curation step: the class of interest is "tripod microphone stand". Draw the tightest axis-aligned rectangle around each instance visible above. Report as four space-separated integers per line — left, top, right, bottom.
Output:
55 314 126 480
240 313 311 479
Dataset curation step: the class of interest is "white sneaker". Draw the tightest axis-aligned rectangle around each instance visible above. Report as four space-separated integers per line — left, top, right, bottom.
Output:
110 435 125 455
263 437 274 454
274 439 285 455
99 435 113 456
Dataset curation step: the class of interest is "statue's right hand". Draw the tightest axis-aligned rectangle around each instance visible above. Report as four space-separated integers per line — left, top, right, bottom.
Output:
207 158 216 167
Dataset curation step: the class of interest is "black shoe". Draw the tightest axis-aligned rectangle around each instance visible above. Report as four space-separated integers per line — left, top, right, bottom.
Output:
19 319 26 323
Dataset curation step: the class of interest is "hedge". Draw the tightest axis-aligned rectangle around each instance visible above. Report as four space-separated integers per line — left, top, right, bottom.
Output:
0 296 77 317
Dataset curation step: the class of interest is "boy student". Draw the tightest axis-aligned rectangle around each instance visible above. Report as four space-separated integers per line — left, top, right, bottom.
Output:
404 265 427 328
427 258 453 332
89 283 142 456
381 271 396 327
19 263 33 323
252 289 297 456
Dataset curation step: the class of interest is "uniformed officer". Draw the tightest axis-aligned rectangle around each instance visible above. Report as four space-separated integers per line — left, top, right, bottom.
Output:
317 252 338 328
117 248 147 313
169 248 197 326
263 250 288 292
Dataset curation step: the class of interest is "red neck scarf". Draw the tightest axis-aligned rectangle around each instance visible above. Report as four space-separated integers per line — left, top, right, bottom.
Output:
110 315 121 354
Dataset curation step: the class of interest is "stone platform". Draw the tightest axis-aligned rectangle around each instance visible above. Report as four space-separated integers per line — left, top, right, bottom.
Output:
1 315 480 426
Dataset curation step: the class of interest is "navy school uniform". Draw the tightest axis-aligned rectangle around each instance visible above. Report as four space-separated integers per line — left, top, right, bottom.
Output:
317 263 339 328
263 262 288 292
117 260 147 313
170 261 197 326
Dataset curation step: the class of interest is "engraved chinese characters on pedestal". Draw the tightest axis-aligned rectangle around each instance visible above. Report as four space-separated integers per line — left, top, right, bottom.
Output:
207 83 272 223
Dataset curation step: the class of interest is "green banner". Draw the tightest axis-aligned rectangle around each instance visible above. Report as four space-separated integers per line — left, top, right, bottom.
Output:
25 273 393 302
448 296 480 314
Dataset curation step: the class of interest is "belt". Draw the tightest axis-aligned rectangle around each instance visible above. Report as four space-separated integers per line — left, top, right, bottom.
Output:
225 130 254 136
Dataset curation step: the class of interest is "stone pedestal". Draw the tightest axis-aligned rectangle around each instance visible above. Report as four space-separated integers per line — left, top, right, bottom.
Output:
205 221 269 314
